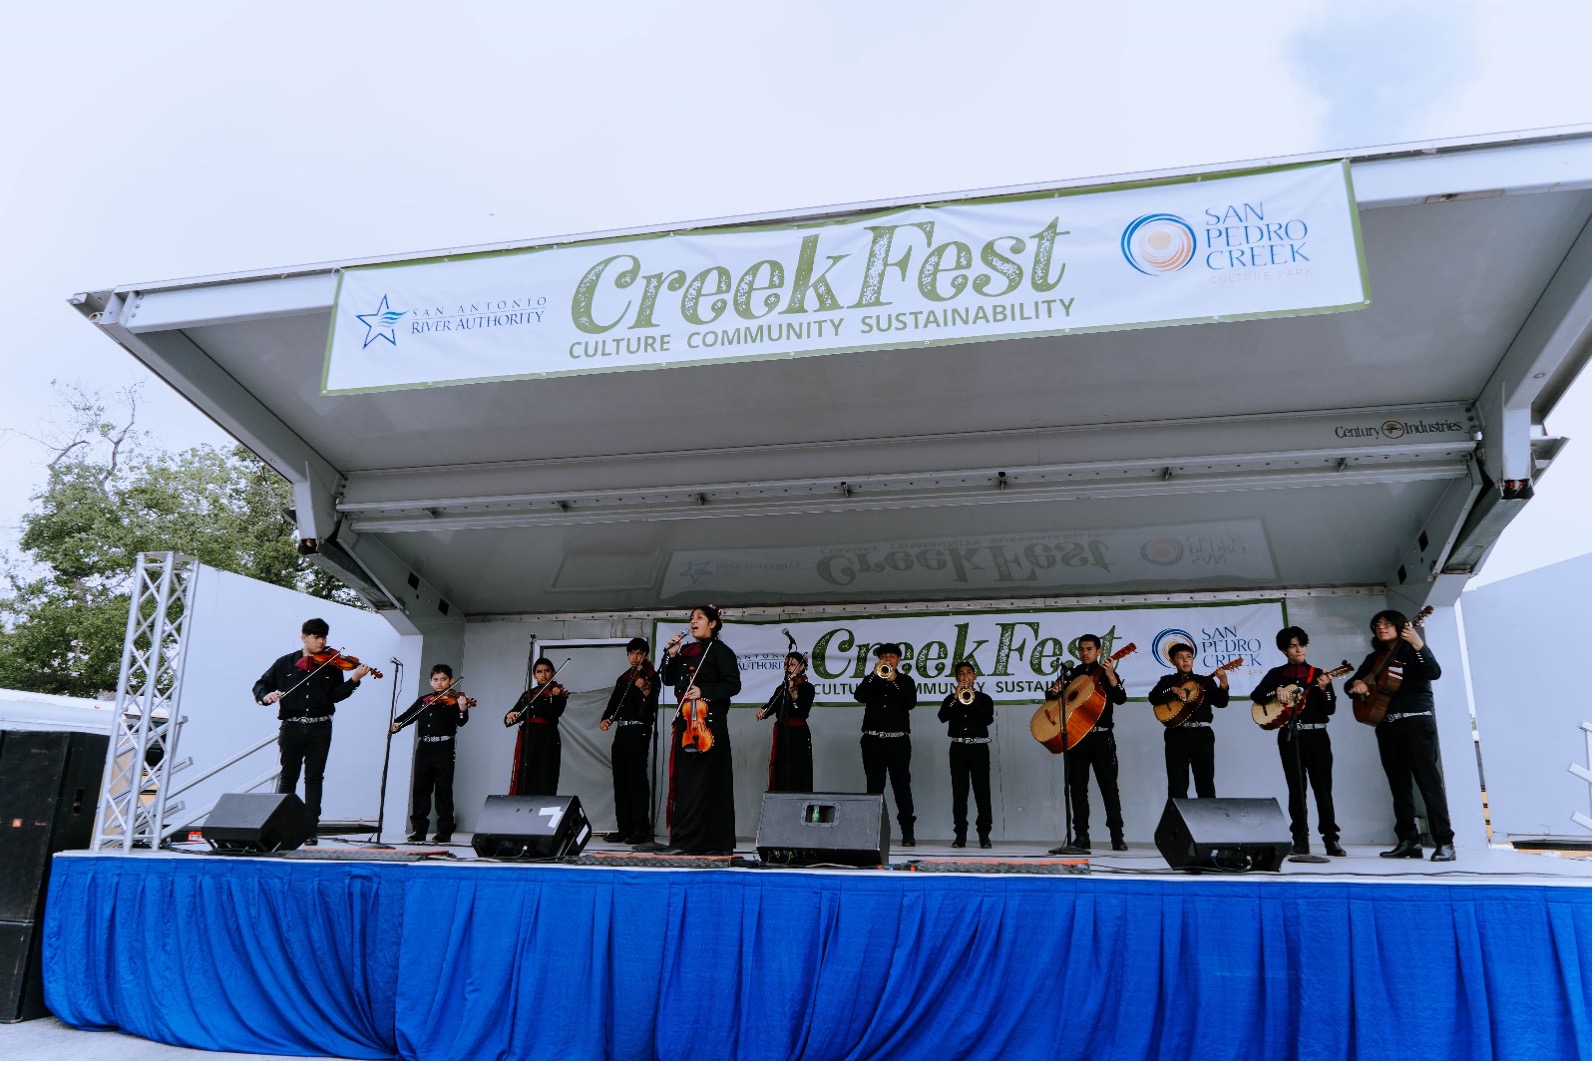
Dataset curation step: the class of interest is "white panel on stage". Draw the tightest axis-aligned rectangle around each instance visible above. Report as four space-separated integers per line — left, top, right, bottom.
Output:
174 565 420 835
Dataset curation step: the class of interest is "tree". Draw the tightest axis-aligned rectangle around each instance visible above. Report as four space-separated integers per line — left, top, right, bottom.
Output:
0 387 362 696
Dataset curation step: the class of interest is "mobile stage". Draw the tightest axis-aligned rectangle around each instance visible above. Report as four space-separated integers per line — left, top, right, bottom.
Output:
53 129 1592 1060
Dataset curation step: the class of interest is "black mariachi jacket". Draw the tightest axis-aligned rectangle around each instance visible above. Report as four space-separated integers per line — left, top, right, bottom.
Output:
1249 664 1337 725
937 690 994 739
1148 671 1230 724
1058 661 1129 729
393 690 470 741
853 671 918 734
252 651 362 721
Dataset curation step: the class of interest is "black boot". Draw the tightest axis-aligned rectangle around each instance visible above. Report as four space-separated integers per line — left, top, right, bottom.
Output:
1324 839 1347 857
951 834 966 848
1379 840 1423 858
1429 843 1456 862
1290 839 1309 856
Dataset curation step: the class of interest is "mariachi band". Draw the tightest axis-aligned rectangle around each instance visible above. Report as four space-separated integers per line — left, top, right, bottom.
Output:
268 603 1456 861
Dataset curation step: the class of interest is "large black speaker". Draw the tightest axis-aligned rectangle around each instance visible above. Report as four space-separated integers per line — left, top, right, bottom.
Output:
472 795 591 859
0 729 108 1022
755 792 890 867
1154 797 1292 873
201 793 315 854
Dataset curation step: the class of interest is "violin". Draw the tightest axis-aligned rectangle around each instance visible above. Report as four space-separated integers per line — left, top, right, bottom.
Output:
296 648 383 679
424 690 476 709
680 694 714 752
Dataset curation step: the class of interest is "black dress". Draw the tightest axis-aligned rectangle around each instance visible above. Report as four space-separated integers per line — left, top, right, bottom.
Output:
505 688 567 796
662 639 742 853
764 678 815 792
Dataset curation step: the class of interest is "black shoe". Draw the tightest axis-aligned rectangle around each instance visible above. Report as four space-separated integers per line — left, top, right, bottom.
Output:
624 834 653 846
1290 841 1309 856
979 835 992 849
659 846 689 856
1072 838 1091 852
406 833 425 843
902 835 915 848
1111 838 1129 852
1379 840 1424 859
951 836 966 848
602 831 628 843
1429 844 1456 862
1325 841 1347 857
305 837 319 846
433 833 451 844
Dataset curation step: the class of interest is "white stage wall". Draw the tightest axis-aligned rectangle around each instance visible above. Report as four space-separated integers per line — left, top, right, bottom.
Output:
436 592 1486 848
174 565 421 833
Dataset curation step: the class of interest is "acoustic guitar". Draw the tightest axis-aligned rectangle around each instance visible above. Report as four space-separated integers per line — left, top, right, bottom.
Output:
1029 644 1137 753
1351 606 1434 726
1251 661 1354 730
1153 658 1244 728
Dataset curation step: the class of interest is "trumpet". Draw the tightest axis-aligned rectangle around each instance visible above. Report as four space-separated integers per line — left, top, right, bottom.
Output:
874 661 897 681
956 685 977 706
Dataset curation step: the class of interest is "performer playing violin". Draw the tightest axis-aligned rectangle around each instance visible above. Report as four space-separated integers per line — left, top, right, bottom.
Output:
1048 634 1128 853
390 663 470 843
660 605 741 854
598 637 658 845
758 651 815 793
1148 643 1229 800
504 657 568 796
937 661 994 848
1249 628 1344 857
251 617 371 844
1346 610 1455 861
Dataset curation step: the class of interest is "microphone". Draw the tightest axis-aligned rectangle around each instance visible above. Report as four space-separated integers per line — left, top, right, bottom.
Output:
782 627 797 650
389 657 401 665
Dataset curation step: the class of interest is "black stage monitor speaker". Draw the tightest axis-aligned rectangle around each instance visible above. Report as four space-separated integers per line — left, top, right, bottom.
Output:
756 792 890 867
1155 797 1292 873
0 730 107 1022
472 795 591 859
201 793 315 854
0 730 108 924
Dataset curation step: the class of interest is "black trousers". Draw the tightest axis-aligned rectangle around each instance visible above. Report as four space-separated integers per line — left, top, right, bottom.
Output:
410 744 456 837
1067 730 1124 841
1375 715 1453 846
278 720 333 825
948 742 991 838
516 725 561 796
1277 728 1338 844
611 727 652 838
861 735 914 835
1163 726 1216 799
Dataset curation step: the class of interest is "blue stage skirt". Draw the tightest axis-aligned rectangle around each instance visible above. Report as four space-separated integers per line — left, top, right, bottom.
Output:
43 854 1591 1060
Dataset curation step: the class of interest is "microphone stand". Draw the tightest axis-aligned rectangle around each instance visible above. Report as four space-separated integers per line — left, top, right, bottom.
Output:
1049 663 1087 856
370 659 404 849
1285 681 1329 865
636 638 676 852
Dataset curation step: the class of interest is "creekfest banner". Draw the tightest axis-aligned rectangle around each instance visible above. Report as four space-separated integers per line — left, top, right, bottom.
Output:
652 600 1285 708
324 162 1367 394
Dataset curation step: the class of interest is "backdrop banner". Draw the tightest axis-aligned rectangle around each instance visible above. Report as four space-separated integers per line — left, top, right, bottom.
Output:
326 162 1366 393
653 600 1285 707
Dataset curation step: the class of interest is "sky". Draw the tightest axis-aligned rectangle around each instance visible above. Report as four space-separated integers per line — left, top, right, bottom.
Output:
0 0 1588 588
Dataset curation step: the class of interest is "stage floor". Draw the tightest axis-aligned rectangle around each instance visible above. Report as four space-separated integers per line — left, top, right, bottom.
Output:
151 833 1593 886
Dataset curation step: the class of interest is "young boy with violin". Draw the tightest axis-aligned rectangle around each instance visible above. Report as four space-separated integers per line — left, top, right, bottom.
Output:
1248 627 1343 857
505 657 568 796
1148 642 1229 800
598 637 658 845
252 617 371 844
390 663 471 843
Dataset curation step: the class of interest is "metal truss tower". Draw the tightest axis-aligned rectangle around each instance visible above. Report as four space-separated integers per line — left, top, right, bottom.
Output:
92 552 201 851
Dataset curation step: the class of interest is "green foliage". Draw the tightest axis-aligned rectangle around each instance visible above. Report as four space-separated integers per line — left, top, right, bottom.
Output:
0 443 362 697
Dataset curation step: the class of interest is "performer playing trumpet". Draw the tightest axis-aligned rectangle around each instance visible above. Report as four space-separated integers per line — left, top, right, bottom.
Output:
937 661 994 848
853 643 918 847
758 651 814 792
